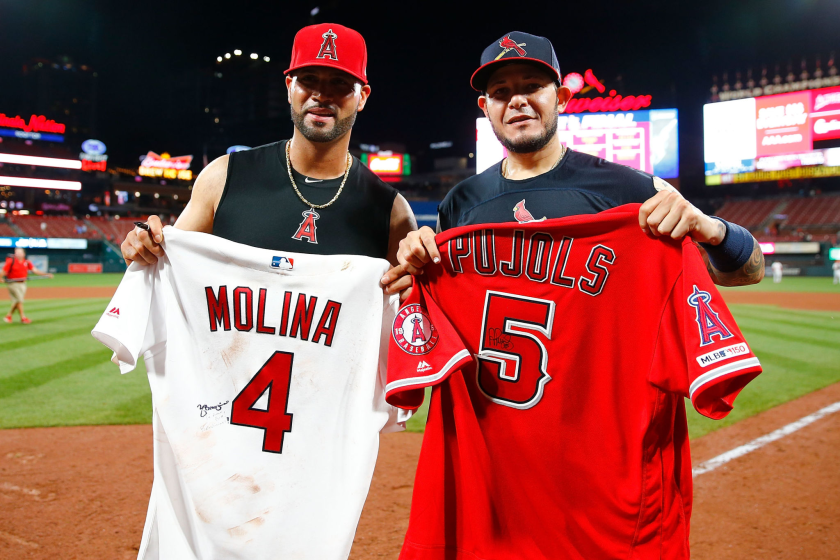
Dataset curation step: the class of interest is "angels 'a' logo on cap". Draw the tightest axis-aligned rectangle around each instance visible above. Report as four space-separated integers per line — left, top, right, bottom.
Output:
316 28 338 60
496 35 527 60
392 303 439 355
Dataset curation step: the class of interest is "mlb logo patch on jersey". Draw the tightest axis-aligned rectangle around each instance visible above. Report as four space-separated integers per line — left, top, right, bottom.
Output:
271 256 295 271
393 303 439 355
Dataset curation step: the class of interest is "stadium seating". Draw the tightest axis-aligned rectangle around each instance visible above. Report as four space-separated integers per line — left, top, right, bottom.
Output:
0 221 17 237
10 215 100 239
781 195 840 228
714 199 781 229
87 216 137 244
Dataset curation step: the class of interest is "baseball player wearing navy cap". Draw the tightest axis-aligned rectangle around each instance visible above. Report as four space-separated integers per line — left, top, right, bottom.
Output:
382 30 764 292
123 23 417 281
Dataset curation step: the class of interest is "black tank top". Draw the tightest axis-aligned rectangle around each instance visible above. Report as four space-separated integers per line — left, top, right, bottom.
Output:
213 140 397 259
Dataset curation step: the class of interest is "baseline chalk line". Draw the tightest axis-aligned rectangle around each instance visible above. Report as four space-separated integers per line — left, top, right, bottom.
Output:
692 400 840 477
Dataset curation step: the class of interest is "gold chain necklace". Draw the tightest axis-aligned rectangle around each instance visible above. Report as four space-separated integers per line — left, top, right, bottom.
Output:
285 140 352 209
502 145 566 179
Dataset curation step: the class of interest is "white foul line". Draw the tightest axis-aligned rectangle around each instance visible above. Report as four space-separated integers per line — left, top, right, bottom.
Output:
692 400 840 477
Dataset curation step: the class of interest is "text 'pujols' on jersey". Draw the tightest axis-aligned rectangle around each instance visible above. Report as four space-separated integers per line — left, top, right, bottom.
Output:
447 228 616 297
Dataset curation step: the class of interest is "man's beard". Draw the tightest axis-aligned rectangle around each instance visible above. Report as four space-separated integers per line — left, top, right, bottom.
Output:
291 105 357 143
491 106 559 154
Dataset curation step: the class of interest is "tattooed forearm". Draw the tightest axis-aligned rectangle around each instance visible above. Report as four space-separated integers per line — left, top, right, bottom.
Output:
700 238 765 287
712 219 727 245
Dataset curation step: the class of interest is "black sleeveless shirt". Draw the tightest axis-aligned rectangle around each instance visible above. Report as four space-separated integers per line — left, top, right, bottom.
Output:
213 141 397 259
438 149 658 230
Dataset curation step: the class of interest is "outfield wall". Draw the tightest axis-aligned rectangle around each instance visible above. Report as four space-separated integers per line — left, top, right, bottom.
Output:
4 240 127 274
764 242 837 276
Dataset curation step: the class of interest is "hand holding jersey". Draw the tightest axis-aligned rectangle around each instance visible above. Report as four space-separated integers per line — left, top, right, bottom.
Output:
385 207 762 558
94 228 407 559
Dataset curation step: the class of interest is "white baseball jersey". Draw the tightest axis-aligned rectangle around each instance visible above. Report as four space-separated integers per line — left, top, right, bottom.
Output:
92 227 406 560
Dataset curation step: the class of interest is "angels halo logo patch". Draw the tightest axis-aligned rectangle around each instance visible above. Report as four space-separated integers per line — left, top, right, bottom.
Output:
392 303 439 355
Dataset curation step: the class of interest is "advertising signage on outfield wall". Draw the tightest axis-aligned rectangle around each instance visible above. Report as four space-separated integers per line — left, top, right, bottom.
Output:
704 85 840 185
0 237 88 249
477 109 679 178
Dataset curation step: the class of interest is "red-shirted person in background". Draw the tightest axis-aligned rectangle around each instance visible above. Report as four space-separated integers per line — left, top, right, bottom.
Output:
2 247 52 324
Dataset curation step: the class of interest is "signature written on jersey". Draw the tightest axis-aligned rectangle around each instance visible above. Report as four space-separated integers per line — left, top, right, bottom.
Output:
204 287 342 347
197 400 230 417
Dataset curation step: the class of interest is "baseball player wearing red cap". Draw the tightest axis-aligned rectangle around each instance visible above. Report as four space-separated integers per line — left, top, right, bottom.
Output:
123 23 416 275
112 23 418 559
382 30 764 292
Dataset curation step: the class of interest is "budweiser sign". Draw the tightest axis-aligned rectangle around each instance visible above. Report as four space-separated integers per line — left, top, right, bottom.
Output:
561 69 653 114
0 114 66 134
138 152 193 180
140 152 192 170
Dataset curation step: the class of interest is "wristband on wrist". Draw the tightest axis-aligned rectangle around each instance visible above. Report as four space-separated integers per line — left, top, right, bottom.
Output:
699 217 754 273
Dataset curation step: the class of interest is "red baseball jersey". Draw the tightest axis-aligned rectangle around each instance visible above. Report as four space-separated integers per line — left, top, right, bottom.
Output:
386 204 761 560
3 257 33 280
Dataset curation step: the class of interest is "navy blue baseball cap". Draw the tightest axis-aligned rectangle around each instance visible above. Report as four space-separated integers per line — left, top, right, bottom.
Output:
470 31 561 92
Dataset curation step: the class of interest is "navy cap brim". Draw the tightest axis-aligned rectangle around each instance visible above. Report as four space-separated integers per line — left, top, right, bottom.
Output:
470 58 561 92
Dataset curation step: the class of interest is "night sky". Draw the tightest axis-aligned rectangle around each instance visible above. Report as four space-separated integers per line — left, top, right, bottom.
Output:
1 0 838 194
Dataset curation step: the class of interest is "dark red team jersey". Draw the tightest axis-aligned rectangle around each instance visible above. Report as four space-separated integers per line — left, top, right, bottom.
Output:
386 204 762 560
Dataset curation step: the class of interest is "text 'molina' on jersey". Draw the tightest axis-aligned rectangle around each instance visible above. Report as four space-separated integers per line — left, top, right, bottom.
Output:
92 227 408 560
385 204 762 560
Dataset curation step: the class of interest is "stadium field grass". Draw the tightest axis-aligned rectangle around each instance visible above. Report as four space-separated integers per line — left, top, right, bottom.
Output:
0 276 837 438
1 272 125 289
0 297 151 428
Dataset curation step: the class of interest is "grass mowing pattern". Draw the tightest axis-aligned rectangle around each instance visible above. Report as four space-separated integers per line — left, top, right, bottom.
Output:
0 298 151 428
0 272 124 290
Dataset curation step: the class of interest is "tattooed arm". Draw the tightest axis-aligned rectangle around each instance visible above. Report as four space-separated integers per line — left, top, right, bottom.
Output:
697 235 765 286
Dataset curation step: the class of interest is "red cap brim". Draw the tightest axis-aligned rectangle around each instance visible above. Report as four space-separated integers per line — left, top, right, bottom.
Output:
470 58 560 91
284 62 368 85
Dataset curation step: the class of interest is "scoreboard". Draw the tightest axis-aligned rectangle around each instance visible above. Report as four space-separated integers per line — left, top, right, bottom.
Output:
704 85 840 185
477 109 679 179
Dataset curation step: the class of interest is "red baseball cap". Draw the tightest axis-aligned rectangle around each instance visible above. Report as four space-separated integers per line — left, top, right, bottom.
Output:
285 23 368 84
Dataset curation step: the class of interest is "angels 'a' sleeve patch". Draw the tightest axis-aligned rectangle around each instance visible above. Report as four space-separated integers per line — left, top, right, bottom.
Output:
392 303 439 355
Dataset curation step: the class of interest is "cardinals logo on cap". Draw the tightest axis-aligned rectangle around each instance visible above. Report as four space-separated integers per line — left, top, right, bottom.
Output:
316 28 338 61
496 35 527 60
513 200 546 223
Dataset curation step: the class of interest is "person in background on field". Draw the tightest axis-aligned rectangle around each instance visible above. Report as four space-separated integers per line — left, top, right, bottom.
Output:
771 261 783 283
1 247 53 324
833 260 840 284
